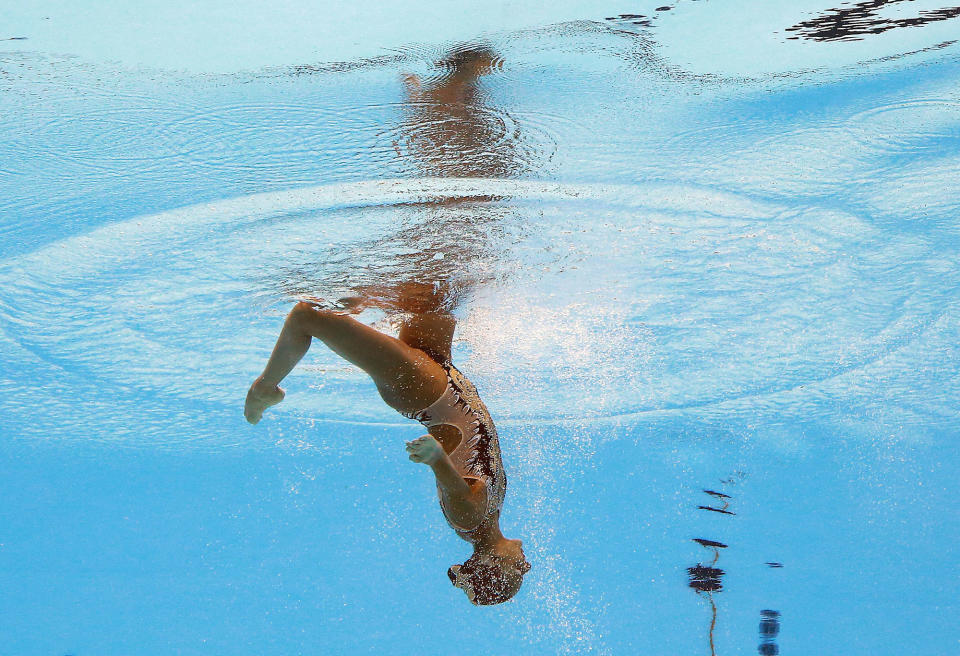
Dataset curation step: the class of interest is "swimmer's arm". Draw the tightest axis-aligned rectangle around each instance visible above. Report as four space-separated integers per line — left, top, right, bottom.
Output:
430 455 485 526
406 436 484 522
428 453 472 499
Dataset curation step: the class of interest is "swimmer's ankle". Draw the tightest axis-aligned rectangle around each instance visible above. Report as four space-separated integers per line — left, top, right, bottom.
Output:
251 376 280 397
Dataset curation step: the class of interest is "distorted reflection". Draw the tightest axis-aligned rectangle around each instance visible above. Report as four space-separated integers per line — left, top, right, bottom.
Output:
605 0 960 42
703 489 731 499
688 486 737 656
697 505 736 515
786 0 960 41
693 538 728 549
277 45 531 302
758 609 781 655
687 554 725 656
245 282 530 605
605 13 654 29
399 45 527 178
698 490 736 515
276 198 516 304
687 563 725 593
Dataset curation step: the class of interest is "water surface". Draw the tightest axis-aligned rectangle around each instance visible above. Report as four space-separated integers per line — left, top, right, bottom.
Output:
1 3 958 654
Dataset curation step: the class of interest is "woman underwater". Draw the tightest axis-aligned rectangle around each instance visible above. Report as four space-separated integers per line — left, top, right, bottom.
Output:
244 283 531 605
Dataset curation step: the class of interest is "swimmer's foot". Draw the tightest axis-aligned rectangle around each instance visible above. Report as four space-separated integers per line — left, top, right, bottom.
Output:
244 378 285 424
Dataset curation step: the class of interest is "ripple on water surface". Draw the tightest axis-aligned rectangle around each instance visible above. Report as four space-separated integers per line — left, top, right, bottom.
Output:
0 179 955 442
845 98 960 154
154 99 562 181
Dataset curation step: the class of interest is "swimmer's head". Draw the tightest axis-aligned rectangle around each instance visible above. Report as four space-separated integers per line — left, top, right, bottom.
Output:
438 45 499 77
448 540 531 605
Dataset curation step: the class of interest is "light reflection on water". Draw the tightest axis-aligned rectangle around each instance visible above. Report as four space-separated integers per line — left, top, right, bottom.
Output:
1 8 959 655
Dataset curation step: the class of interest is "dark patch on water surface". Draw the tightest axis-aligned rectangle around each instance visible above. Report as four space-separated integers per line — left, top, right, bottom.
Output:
604 8 662 29
759 610 782 655
2 37 28 41
687 488 736 655
703 489 731 498
611 0 960 43
765 561 784 568
786 0 960 42
687 564 725 592
719 471 747 486
289 53 406 76
604 2 687 31
698 505 735 515
700 486 735 514
759 610 781 638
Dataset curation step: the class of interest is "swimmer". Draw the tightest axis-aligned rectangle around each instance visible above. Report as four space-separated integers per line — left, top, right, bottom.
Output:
245 283 530 605
400 45 522 178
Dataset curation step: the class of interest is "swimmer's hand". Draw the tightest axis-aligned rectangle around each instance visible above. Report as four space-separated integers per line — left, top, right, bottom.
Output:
406 434 444 465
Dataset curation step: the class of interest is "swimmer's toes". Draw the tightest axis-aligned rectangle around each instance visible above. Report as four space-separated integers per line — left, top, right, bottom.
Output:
244 384 285 424
243 392 264 424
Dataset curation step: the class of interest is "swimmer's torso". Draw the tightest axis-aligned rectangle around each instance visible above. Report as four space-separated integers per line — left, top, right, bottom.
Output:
403 364 506 541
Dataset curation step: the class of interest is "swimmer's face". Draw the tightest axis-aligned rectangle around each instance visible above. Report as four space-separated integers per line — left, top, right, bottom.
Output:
447 564 479 603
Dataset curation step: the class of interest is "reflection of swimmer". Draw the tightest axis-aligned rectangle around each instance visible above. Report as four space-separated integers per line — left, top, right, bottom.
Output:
276 197 513 307
244 283 530 605
400 46 524 178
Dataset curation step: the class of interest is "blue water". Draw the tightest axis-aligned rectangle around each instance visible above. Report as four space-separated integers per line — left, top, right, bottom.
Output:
2 2 959 654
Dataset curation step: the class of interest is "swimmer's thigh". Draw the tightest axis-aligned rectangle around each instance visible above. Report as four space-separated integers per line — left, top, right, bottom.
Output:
293 303 446 412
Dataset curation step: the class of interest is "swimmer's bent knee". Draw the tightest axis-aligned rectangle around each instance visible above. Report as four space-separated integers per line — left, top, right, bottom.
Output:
288 301 332 329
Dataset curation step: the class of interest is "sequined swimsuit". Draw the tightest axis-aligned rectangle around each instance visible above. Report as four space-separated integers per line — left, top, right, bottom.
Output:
402 364 506 541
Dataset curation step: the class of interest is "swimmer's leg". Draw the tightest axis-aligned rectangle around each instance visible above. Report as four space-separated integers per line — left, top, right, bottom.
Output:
397 311 456 365
314 280 458 364
393 280 457 364
245 302 447 424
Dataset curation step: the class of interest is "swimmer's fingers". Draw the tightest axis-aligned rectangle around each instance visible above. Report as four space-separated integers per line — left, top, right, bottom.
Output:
405 438 428 454
405 436 437 464
407 447 428 463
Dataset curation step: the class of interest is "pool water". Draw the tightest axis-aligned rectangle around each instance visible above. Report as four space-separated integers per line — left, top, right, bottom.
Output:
1 2 958 654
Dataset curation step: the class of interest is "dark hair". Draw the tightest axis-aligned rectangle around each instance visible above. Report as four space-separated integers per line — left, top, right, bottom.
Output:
449 555 531 605
437 45 498 71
